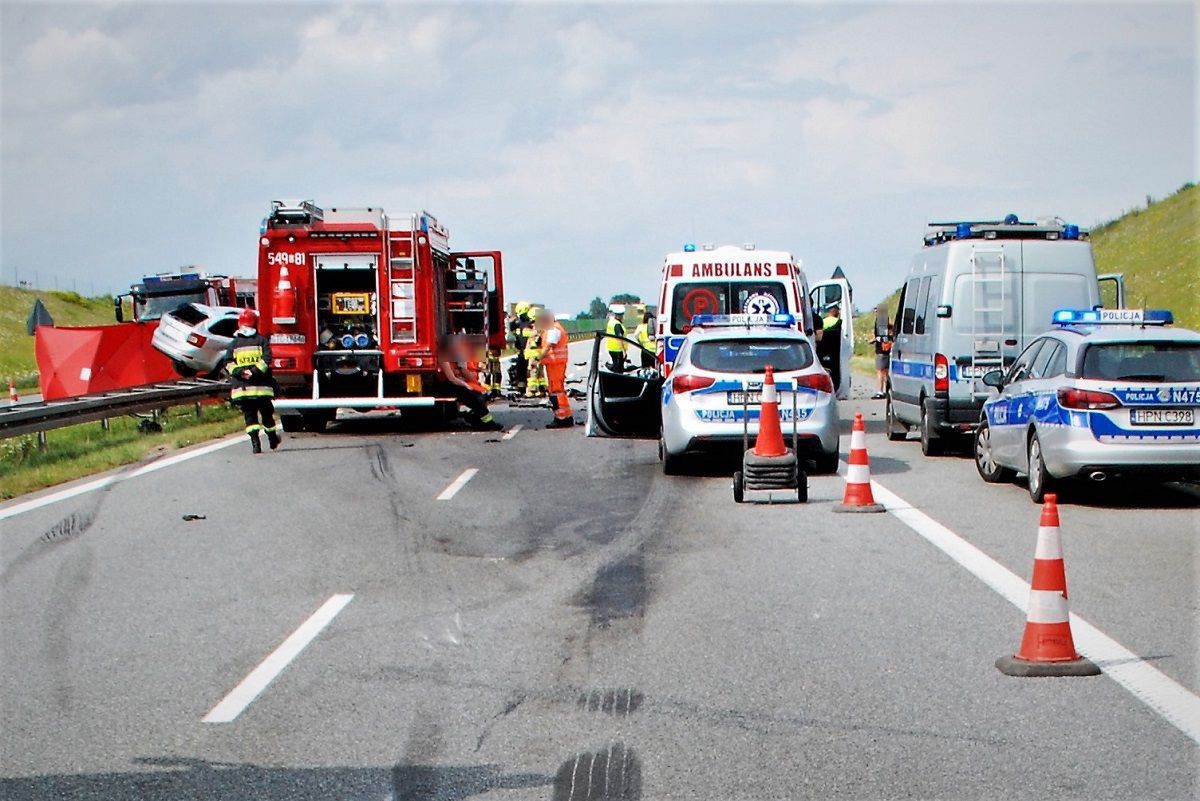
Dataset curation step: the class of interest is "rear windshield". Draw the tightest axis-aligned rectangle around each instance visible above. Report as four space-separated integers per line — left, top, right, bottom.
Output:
1080 342 1200 382
168 303 210 325
690 338 813 373
670 282 789 334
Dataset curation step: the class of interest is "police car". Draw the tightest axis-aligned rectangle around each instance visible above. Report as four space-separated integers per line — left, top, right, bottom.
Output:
587 314 840 475
973 309 1200 501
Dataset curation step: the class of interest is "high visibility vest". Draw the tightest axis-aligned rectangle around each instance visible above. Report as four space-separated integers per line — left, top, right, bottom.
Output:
605 318 626 352
541 322 569 364
634 322 654 352
823 314 841 331
524 332 542 360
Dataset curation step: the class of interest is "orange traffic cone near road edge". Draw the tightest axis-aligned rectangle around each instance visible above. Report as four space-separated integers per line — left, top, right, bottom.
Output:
8 379 17 403
832 412 884 513
996 494 1100 677
752 365 787 458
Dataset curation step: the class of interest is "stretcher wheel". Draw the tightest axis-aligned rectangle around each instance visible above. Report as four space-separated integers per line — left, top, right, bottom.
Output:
796 469 808 503
733 471 745 504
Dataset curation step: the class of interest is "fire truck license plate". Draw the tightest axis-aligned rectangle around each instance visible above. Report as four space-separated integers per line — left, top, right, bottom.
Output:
1130 408 1194 426
727 391 762 405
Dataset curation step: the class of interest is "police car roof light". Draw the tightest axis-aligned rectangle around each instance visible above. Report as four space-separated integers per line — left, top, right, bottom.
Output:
1051 308 1173 326
690 313 796 328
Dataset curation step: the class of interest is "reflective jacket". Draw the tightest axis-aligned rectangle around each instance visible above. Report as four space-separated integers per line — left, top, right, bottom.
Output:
223 333 275 401
605 318 626 352
634 322 654 353
541 322 569 365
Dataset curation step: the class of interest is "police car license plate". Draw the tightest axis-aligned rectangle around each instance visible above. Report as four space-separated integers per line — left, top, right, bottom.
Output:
1130 408 1194 426
727 391 762 405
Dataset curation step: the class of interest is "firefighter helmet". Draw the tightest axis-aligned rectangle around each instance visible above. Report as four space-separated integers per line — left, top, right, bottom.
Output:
514 301 531 317
238 308 259 328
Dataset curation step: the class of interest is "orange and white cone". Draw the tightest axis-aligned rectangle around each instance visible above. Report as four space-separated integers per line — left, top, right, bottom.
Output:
833 411 884 513
8 379 17 404
752 365 788 458
996 494 1099 677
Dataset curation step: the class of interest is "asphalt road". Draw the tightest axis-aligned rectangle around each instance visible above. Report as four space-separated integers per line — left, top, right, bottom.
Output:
2 340 1197 800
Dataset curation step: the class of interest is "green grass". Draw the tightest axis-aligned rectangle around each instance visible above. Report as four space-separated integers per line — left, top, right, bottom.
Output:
0 287 117 388
0 403 243 500
1091 183 1198 329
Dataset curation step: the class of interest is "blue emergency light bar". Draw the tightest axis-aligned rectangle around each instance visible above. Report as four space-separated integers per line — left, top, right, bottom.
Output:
691 313 796 328
683 243 697 252
1052 308 1173 326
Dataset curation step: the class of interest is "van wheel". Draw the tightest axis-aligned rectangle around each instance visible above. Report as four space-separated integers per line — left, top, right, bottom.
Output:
974 422 1014 483
885 392 907 441
1027 432 1054 503
920 401 943 456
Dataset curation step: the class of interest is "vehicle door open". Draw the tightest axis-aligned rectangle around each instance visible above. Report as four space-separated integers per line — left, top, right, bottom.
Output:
809 276 854 400
586 331 663 438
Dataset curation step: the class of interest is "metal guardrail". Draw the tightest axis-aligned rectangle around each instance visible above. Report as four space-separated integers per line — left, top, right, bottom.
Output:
0 379 229 439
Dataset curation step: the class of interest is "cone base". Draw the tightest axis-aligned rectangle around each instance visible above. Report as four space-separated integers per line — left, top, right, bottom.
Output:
995 654 1100 677
832 503 886 514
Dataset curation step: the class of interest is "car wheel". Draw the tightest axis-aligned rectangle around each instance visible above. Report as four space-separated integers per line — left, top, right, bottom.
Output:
1027 432 1054 503
662 447 685 476
813 449 841 475
657 437 665 463
920 400 943 456
732 470 745 503
974 422 1014 483
171 360 197 378
885 392 907 441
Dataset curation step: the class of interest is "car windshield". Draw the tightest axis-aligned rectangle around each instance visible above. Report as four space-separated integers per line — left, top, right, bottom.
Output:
690 338 813 373
1080 341 1200 382
135 292 209 321
167 303 210 325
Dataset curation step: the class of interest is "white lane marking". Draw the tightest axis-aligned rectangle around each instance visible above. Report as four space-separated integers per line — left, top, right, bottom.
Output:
203 593 353 723
0 435 243 522
436 468 478 500
502 424 523 441
861 475 1200 745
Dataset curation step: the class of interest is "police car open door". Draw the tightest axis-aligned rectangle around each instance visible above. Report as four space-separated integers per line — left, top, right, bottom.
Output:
586 331 663 438
809 277 853 400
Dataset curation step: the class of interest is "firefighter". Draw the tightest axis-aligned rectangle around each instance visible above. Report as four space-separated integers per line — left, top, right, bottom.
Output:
524 307 547 398
633 312 656 369
605 310 628 372
536 308 574 428
508 301 535 394
223 308 280 454
438 333 503 431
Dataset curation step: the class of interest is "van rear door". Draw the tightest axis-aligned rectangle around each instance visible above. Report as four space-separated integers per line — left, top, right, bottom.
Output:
1019 240 1100 337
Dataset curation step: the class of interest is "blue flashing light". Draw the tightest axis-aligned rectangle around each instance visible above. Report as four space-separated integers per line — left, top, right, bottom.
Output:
955 223 973 239
1004 213 1019 225
1052 308 1173 326
691 313 796 328
683 243 697 252
1063 224 1080 240
340 334 356 348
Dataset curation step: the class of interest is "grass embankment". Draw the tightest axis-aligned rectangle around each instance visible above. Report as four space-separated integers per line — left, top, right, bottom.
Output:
1 404 242 500
0 287 117 388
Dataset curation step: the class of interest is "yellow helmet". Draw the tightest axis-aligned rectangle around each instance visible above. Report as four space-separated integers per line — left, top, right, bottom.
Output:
527 306 541 319
513 301 530 316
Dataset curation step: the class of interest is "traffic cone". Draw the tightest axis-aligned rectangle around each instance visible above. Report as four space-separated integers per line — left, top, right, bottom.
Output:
752 365 787 458
832 412 884 513
8 379 17 404
996 494 1099 677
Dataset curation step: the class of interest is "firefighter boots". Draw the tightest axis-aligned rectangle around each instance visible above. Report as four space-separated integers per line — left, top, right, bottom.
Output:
267 430 281 450
250 434 263 454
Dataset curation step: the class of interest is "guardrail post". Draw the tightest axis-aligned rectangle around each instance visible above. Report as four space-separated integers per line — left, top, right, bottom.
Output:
36 431 47 451
101 418 110 431
194 401 202 419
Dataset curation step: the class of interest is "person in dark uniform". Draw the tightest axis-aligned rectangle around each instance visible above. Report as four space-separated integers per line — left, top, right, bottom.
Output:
508 301 534 394
816 304 843 395
223 308 280 454
437 333 503 431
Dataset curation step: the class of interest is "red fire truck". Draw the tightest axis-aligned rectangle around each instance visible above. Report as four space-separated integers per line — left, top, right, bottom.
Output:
256 200 505 431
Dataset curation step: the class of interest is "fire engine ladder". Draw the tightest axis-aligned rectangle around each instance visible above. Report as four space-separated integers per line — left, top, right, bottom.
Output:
969 246 1009 399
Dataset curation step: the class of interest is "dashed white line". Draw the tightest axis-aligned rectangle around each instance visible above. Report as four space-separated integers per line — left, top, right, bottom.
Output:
861 474 1200 745
0 435 243 522
203 593 353 723
502 425 523 441
436 468 479 500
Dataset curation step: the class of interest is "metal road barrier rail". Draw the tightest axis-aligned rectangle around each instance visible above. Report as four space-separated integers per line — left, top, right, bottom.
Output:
0 379 230 439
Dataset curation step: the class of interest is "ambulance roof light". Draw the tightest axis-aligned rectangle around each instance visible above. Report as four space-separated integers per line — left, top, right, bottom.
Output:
955 223 972 239
743 243 756 250
683 243 696 252
1051 308 1173 326
1004 213 1019 224
701 243 715 251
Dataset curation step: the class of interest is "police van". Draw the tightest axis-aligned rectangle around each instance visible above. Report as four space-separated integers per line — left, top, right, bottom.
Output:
885 216 1124 455
654 244 852 398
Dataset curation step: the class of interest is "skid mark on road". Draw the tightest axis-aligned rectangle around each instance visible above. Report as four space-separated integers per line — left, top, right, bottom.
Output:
203 593 353 723
863 473 1200 746
553 743 642 801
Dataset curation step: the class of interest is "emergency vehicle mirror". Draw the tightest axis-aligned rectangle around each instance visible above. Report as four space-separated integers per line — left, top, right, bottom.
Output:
114 297 124 323
982 370 1003 388
936 304 952 318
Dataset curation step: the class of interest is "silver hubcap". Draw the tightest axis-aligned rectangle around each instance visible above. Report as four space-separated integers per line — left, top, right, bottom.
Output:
1029 440 1041 492
976 428 996 473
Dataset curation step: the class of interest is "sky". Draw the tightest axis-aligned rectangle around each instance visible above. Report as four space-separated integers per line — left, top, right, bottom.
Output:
1 1 1195 313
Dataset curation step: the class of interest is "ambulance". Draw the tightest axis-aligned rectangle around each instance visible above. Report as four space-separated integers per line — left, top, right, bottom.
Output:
653 244 852 399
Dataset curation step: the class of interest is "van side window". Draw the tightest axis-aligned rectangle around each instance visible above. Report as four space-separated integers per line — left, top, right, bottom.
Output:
913 277 932 335
900 279 919 334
